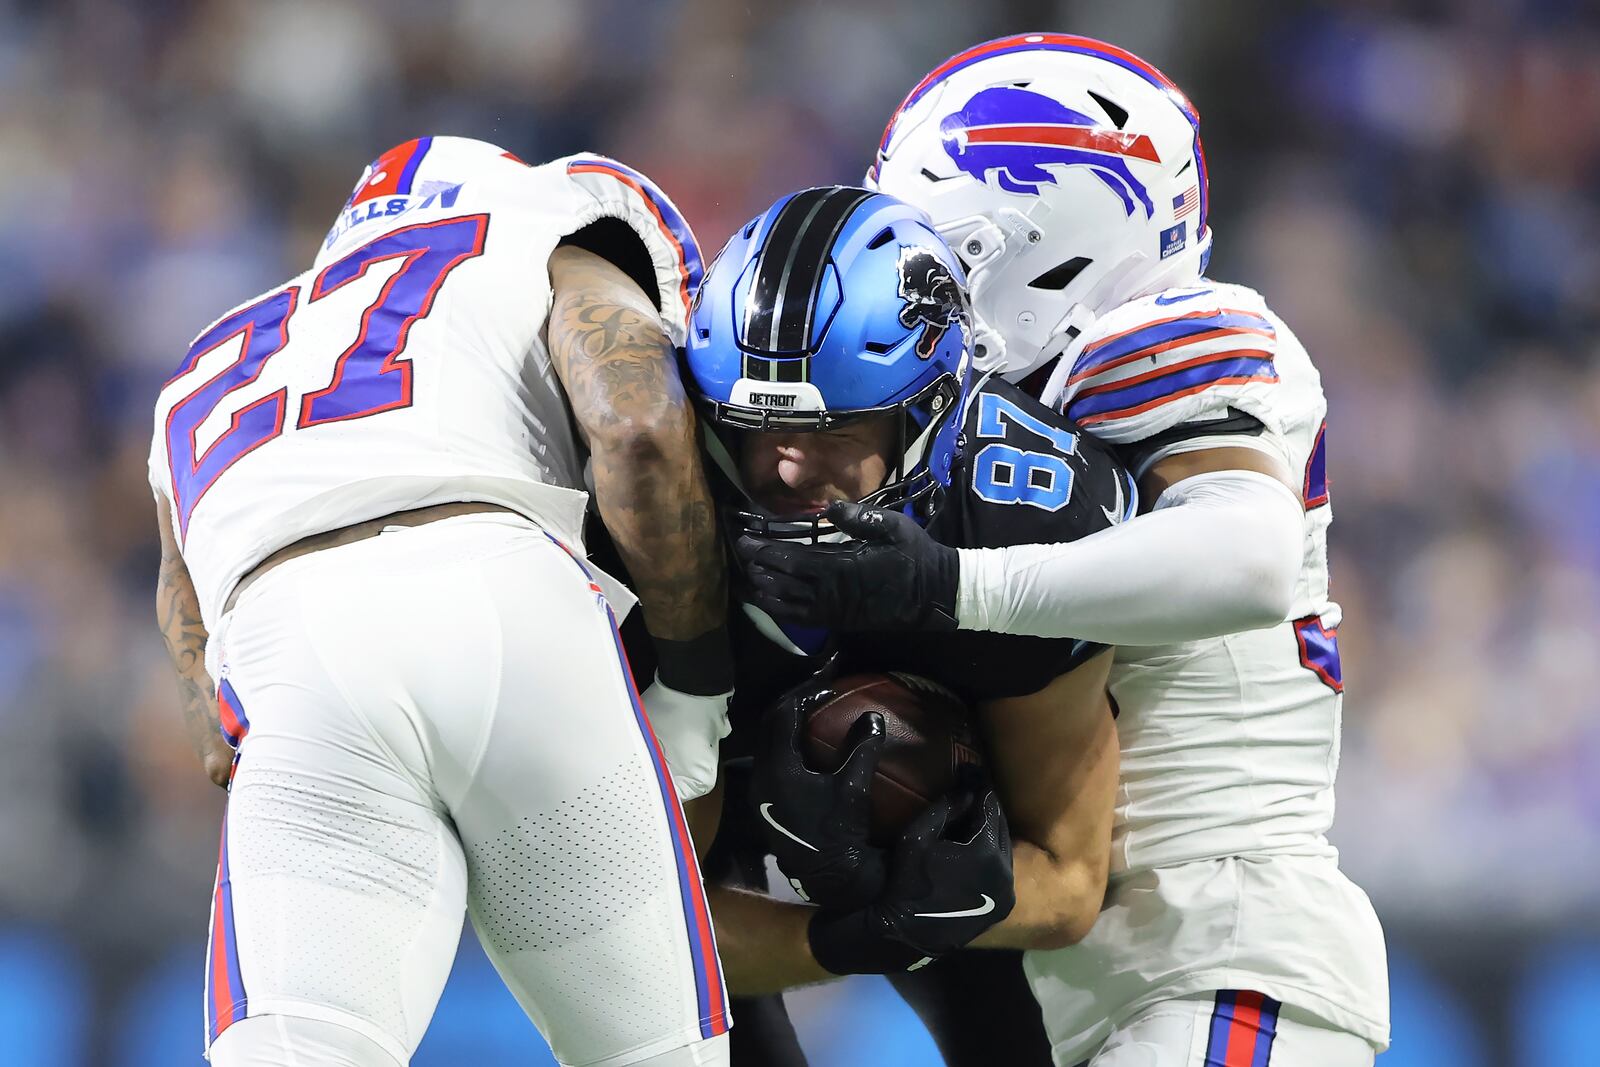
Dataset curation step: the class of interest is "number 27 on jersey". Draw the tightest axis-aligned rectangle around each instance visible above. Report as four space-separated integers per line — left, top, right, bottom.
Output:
162 214 489 537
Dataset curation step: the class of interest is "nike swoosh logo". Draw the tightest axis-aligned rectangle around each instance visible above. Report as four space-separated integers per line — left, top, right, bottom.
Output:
914 893 996 919
1154 289 1211 305
759 803 819 852
1099 468 1127 526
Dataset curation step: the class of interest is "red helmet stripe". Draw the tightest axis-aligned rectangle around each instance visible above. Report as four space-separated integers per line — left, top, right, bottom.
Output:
962 124 1161 163
878 34 1207 231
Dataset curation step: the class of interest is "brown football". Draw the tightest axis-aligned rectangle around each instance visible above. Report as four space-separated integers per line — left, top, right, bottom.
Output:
800 671 981 846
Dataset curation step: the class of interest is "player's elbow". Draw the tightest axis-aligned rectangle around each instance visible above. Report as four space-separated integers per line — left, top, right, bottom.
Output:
588 398 695 467
1021 900 1100 951
1027 908 1098 951
1221 537 1299 632
1222 567 1295 631
1017 864 1106 950
1169 469 1304 635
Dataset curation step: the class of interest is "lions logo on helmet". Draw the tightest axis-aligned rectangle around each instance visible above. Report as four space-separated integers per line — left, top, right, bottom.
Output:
896 246 969 359
683 187 973 541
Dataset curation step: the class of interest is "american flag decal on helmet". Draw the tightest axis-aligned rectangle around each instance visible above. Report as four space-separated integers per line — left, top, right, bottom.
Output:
876 34 1210 234
1173 186 1199 220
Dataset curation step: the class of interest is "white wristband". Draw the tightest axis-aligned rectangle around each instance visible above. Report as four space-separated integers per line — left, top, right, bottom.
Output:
640 674 732 802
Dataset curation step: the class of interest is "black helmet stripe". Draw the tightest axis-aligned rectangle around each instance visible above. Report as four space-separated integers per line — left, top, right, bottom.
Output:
742 187 875 357
774 188 874 352
743 190 829 353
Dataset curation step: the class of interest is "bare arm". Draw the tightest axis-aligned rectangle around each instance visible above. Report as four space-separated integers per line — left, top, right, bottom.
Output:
692 781 837 995
1139 443 1294 501
706 885 833 996
154 495 232 788
703 653 1118 991
545 244 726 647
972 651 1118 950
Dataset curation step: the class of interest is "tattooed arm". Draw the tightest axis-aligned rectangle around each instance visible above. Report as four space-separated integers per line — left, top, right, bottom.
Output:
546 243 727 645
544 244 732 799
546 243 731 799
155 494 232 788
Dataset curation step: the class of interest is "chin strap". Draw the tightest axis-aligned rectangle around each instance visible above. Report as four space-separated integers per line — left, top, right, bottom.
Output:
946 217 1010 373
960 214 1214 391
1029 305 1094 393
1035 250 1191 406
1038 327 1087 410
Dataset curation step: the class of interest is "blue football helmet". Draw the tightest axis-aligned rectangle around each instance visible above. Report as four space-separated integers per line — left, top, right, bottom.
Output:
684 186 974 542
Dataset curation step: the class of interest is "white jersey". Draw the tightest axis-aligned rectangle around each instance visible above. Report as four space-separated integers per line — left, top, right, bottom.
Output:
148 136 701 637
1026 282 1389 1062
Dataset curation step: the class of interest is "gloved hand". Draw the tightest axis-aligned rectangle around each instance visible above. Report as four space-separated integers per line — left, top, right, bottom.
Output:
752 673 889 911
640 675 731 802
735 501 960 632
808 771 1015 975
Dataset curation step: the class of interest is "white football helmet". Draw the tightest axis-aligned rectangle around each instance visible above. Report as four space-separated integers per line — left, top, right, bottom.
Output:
869 33 1212 380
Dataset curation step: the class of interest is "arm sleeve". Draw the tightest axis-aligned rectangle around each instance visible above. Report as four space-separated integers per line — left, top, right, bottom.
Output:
954 469 1304 645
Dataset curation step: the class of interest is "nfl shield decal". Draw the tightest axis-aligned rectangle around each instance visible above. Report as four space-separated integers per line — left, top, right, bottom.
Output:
1160 221 1187 259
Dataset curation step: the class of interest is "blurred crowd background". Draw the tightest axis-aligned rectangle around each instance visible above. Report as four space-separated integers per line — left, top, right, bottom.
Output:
1 0 1596 1063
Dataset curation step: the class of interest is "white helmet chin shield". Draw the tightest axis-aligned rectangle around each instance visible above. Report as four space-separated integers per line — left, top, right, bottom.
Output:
869 33 1213 381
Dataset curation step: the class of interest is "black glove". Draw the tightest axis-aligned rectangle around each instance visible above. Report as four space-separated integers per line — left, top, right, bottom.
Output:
752 677 889 910
735 500 961 631
808 771 1015 975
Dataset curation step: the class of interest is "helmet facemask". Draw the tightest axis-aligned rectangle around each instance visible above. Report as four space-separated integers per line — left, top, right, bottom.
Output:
698 370 962 545
682 186 975 554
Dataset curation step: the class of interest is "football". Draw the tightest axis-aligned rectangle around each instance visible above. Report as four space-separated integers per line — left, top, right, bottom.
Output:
799 671 982 846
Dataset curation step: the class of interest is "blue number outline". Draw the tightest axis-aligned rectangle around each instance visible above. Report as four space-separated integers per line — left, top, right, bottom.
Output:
969 392 1080 511
164 214 489 537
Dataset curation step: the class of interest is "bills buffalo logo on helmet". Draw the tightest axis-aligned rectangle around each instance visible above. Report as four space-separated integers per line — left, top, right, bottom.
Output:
896 246 968 359
940 86 1160 217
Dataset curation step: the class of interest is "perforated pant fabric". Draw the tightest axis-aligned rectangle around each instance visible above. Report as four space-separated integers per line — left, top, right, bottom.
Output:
204 515 728 1066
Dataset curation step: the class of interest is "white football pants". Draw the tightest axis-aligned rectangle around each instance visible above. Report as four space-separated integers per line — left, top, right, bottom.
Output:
201 514 730 1067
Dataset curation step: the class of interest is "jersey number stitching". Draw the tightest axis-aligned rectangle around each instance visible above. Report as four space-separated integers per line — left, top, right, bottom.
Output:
1303 419 1329 509
970 392 1080 512
164 214 489 537
1293 614 1343 693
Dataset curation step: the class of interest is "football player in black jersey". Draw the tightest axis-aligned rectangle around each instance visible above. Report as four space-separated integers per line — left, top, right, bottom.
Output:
673 187 1137 1066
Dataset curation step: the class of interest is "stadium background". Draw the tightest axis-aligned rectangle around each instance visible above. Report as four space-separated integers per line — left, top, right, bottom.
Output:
1 0 1596 1062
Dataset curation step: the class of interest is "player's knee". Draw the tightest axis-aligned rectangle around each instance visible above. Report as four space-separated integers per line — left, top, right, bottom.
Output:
626 1033 730 1067
209 1014 402 1067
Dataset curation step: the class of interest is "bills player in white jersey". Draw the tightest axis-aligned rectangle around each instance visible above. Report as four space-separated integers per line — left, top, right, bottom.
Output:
150 136 735 1066
738 35 1389 1066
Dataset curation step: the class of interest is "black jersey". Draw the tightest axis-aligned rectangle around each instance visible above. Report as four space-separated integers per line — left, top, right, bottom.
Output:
844 375 1132 702
725 375 1134 752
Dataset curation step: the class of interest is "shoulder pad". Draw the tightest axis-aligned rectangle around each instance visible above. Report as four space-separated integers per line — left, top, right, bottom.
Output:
558 154 704 346
1053 282 1281 444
